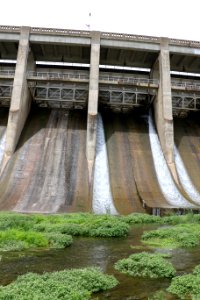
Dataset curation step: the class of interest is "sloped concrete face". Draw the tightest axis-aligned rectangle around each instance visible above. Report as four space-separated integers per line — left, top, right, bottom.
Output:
3 27 35 169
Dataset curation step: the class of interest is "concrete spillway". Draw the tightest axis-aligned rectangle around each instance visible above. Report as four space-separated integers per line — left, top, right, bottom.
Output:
0 106 199 214
102 111 171 214
0 108 8 165
0 108 90 213
93 114 118 215
174 115 200 203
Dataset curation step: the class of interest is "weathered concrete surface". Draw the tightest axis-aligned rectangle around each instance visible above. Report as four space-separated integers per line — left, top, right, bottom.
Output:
2 27 35 172
102 112 174 213
0 109 90 213
86 31 100 182
151 38 179 184
174 115 200 194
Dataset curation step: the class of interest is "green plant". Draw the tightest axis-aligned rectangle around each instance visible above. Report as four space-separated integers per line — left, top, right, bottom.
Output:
122 213 161 224
142 224 200 249
114 252 176 278
45 233 73 248
0 267 118 300
167 274 200 299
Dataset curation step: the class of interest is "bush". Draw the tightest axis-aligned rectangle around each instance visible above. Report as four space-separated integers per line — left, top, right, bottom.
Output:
0 267 118 300
0 229 48 251
167 274 200 299
142 224 200 249
45 233 73 248
114 252 176 278
122 213 161 224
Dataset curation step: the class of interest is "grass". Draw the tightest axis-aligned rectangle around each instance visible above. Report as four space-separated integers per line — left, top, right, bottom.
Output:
0 212 130 251
114 252 176 279
0 212 200 251
142 224 200 249
0 267 118 300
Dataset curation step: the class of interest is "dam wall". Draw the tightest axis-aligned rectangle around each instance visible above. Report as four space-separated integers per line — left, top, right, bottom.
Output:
0 25 200 213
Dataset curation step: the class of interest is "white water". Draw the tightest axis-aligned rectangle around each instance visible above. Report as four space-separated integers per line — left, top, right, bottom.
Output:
0 131 6 164
93 114 118 215
174 146 200 204
148 113 195 208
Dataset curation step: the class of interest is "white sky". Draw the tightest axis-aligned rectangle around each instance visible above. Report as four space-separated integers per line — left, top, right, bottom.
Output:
1 0 200 41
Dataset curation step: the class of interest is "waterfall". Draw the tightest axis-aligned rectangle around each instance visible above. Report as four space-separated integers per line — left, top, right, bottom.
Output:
93 114 118 215
0 131 6 164
148 112 195 208
174 146 200 204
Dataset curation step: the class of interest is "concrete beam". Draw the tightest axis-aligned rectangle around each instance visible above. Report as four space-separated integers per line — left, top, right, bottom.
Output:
86 32 100 182
2 27 35 170
101 39 160 52
152 38 179 183
30 34 90 46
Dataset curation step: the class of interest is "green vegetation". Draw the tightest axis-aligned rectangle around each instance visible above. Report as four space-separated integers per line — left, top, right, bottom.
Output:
167 263 200 298
122 213 161 224
142 224 200 249
148 290 168 300
167 274 200 299
0 212 130 251
0 267 118 300
0 229 73 251
114 252 176 278
1 212 200 252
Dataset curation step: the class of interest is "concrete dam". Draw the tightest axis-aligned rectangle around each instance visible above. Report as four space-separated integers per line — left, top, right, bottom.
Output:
0 25 200 214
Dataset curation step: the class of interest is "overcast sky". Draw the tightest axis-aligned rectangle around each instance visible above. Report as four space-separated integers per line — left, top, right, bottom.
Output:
1 0 200 41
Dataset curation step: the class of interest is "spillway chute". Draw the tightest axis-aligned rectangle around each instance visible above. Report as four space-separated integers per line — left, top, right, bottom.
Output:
93 114 118 215
148 112 195 208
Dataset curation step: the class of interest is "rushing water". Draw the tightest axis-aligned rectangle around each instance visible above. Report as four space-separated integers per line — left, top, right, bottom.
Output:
93 114 118 215
1 224 200 299
148 112 194 208
174 146 200 205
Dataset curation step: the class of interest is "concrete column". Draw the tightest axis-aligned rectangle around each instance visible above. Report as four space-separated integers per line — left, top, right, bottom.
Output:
2 26 34 170
86 31 100 182
152 38 179 183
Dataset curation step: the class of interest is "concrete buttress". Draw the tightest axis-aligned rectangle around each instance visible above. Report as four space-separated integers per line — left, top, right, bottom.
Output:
86 31 100 182
1 27 35 171
152 38 179 184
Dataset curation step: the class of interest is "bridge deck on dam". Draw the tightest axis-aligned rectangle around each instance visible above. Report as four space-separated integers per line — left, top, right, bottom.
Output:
0 25 200 213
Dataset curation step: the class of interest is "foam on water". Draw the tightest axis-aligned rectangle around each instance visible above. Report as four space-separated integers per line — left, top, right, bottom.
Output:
93 114 118 215
174 146 200 204
148 112 195 208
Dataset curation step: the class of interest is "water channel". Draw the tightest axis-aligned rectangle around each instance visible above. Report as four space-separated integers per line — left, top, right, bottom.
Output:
0 224 200 299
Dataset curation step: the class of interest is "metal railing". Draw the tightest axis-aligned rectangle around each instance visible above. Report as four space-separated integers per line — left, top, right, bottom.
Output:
0 70 15 77
27 71 89 81
171 80 200 91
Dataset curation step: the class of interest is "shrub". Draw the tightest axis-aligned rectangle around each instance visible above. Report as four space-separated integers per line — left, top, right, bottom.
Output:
142 224 200 249
45 233 73 248
167 274 200 299
88 220 129 237
122 213 161 224
0 229 48 251
114 252 176 278
0 267 118 300
193 264 200 276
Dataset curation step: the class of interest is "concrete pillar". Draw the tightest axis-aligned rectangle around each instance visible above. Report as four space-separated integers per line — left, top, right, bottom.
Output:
86 31 100 182
2 26 34 170
151 38 179 183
